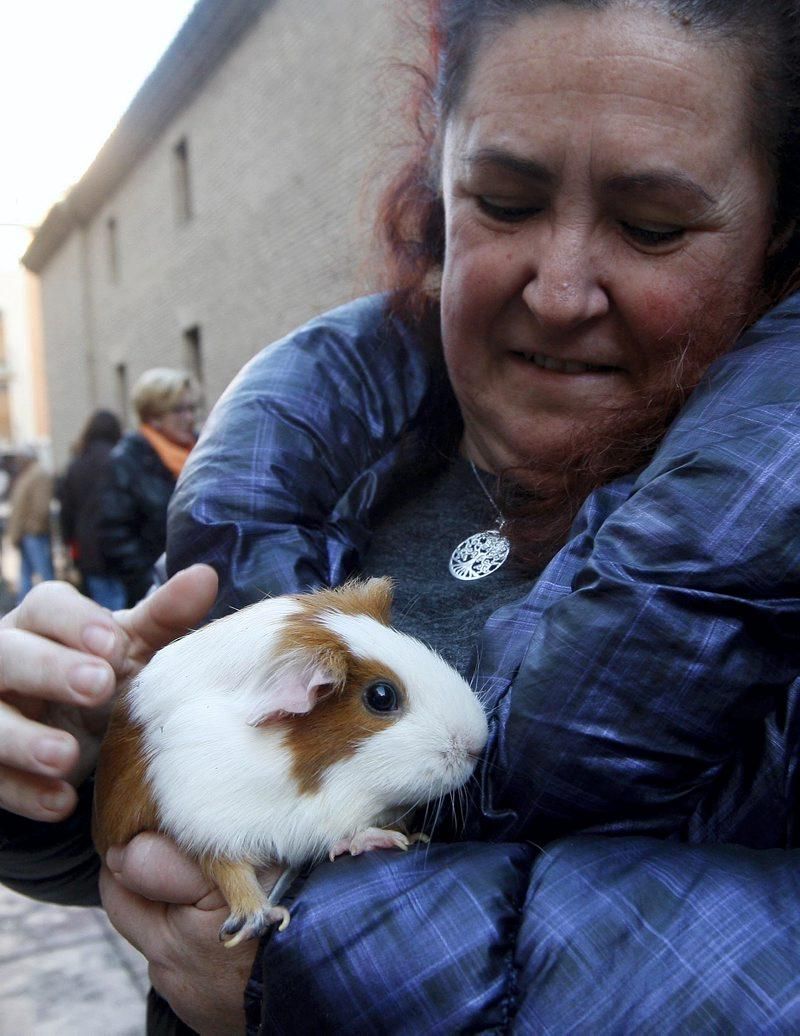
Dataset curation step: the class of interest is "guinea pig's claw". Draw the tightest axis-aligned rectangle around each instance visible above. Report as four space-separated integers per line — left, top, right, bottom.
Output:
220 904 291 947
330 826 418 861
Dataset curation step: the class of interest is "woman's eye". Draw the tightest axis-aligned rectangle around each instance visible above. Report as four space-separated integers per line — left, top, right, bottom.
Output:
620 221 685 248
477 197 538 223
362 681 400 715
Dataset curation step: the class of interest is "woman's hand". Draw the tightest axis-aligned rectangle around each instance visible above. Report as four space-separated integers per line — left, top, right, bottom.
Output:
100 834 269 1035
0 565 218 822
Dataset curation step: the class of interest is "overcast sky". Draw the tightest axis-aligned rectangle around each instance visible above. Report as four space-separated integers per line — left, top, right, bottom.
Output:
0 0 196 263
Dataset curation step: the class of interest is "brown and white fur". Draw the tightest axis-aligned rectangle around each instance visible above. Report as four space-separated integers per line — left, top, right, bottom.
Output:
93 577 488 947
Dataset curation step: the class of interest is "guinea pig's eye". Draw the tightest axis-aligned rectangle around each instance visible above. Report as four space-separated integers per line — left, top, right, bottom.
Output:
362 681 400 715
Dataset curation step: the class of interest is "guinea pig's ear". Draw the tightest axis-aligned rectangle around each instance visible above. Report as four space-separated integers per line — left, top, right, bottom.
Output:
246 646 349 726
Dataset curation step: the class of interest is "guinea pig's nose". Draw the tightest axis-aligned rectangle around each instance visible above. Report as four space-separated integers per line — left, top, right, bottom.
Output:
448 732 481 766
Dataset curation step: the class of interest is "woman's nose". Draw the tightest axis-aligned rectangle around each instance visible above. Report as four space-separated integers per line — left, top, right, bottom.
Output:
521 228 609 329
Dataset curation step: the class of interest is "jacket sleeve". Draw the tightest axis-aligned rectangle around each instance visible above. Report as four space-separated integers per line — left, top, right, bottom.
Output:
247 842 537 1035
473 314 800 846
513 836 800 1030
247 836 800 1033
0 779 100 907
98 449 145 581
166 296 451 617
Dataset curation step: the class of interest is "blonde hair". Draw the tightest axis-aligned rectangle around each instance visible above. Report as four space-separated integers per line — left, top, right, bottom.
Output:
131 368 196 423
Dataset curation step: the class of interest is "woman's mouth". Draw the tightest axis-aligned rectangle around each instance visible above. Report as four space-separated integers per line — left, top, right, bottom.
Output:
512 350 620 374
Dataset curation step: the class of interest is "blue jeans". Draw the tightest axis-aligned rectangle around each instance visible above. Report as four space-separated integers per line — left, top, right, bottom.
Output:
18 534 55 602
84 574 127 611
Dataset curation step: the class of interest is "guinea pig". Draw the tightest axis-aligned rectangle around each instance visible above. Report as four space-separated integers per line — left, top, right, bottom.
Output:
93 577 488 947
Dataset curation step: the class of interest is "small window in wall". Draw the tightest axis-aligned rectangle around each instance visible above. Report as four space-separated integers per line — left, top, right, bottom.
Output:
107 217 119 282
183 325 204 391
115 362 130 427
173 137 193 222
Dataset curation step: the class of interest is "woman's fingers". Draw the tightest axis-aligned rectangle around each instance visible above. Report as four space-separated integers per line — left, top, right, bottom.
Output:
0 569 216 827
0 627 115 708
116 565 218 675
0 569 216 826
0 696 82 818
4 581 121 658
100 834 221 961
0 567 218 692
0 628 113 818
99 832 254 1033
0 583 120 822
104 832 218 906
0 699 78 773
99 863 169 960
0 758 78 821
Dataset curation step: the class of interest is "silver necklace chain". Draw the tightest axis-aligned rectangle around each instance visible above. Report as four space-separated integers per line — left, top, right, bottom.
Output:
468 460 506 530
448 460 511 581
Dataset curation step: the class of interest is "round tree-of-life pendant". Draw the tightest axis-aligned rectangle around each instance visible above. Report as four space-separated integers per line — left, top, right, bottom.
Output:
449 529 510 581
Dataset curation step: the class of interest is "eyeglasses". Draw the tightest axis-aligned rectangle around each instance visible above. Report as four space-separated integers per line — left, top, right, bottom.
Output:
168 403 198 415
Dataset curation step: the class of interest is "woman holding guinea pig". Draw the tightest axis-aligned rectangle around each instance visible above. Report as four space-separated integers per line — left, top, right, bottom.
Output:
2 1 800 1032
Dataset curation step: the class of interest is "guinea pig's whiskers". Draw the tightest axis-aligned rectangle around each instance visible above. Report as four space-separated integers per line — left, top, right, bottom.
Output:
395 592 423 623
448 789 463 834
467 668 492 707
430 796 446 841
416 799 437 844
476 685 497 712
474 746 509 778
456 786 473 834
524 839 557 860
393 803 418 826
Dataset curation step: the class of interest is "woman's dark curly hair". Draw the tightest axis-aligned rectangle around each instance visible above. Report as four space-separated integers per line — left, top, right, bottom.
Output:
374 0 800 569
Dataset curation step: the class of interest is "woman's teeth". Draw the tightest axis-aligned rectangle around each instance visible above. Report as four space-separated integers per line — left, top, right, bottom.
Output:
515 351 614 374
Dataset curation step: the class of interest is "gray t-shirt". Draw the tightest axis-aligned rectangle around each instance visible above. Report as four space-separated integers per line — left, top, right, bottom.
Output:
359 457 530 674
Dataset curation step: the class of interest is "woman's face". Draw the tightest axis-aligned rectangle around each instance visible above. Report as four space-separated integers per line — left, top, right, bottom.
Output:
440 5 775 472
150 389 197 447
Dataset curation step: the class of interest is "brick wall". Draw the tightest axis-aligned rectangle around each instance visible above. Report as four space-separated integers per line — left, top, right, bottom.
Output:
39 0 417 467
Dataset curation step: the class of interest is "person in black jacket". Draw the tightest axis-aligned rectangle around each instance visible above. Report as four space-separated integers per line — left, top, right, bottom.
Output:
100 369 198 607
58 410 126 610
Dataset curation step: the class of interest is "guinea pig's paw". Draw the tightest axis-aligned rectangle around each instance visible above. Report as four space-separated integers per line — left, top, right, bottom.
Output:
329 826 412 861
219 904 291 948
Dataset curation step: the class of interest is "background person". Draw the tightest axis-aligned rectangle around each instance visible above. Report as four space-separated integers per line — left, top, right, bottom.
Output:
1 1 800 1033
7 449 54 603
99 368 198 608
58 409 126 611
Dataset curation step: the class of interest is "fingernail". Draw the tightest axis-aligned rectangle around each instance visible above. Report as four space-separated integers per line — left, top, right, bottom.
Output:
34 737 73 769
82 624 116 658
105 846 123 874
69 662 112 699
40 786 71 812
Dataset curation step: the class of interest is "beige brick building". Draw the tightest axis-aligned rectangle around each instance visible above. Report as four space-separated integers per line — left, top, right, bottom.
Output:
23 0 414 467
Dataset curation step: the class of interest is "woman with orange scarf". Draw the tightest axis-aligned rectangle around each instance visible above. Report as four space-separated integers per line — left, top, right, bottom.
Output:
99 368 198 607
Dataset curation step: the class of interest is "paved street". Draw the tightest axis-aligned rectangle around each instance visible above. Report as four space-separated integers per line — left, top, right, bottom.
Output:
0 882 149 1035
0 553 150 1035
